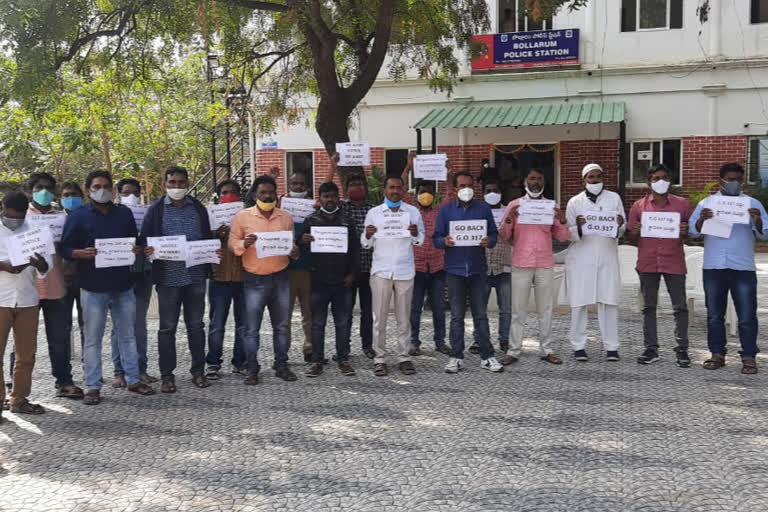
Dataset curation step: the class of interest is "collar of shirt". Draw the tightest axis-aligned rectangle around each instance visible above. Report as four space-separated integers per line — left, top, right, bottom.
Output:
586 190 601 203
164 195 193 206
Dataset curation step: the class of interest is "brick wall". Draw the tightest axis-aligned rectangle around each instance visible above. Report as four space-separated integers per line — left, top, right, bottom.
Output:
559 139 620 209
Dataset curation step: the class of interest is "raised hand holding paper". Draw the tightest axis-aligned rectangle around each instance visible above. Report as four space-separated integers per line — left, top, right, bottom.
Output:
335 142 370 167
449 220 487 246
413 154 448 181
94 238 136 268
280 197 316 223
310 226 348 253
207 202 243 230
255 231 294 258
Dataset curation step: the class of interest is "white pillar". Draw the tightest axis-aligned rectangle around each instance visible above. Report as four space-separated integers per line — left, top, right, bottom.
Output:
709 0 721 59
583 0 597 67
708 95 718 136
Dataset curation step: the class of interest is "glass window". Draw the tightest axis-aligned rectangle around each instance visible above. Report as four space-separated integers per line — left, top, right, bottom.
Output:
747 136 768 185
285 151 314 197
497 0 552 33
752 0 768 24
629 139 682 185
621 0 683 31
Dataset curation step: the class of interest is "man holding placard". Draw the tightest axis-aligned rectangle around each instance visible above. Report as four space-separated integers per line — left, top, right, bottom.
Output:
230 174 300 384
434 171 503 374
59 182 85 359
142 166 213 393
299 182 359 377
689 162 768 375
61 170 155 405
565 163 626 362
627 164 693 367
499 169 569 365
361 175 425 376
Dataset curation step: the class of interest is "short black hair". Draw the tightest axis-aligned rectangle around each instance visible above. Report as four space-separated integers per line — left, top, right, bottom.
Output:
646 163 671 180
165 166 189 181
289 170 309 183
61 181 83 196
482 177 501 190
85 170 113 190
116 178 141 194
253 174 277 192
318 181 339 196
383 175 403 188
720 162 745 179
524 168 546 181
216 179 241 196
415 179 435 193
2 191 29 212
344 173 367 191
27 172 56 192
452 171 473 187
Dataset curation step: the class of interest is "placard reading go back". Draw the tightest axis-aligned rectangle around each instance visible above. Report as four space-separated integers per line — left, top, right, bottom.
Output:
582 210 618 238
449 219 487 246
335 142 370 167
640 211 680 239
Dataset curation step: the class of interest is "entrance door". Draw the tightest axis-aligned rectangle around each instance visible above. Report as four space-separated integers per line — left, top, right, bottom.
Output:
493 144 557 204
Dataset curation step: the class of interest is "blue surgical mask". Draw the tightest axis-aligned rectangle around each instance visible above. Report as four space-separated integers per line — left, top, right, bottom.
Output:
384 197 402 209
721 180 742 197
61 197 83 211
33 189 55 207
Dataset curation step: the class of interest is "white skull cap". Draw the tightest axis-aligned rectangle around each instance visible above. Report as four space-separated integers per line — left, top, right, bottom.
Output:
582 163 603 177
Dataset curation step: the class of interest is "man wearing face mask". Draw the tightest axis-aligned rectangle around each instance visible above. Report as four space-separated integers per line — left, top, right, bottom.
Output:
61 170 155 405
300 181 360 377
689 162 768 375
434 171 503 374
26 172 84 400
142 166 214 393
60 182 86 358
1 191 51 418
627 164 693 367
565 163 626 362
499 169 569 365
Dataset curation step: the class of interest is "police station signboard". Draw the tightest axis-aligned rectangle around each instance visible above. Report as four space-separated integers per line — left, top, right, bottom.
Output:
472 29 579 71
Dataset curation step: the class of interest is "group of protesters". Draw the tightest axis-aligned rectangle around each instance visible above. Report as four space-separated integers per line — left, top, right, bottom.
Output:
0 153 764 419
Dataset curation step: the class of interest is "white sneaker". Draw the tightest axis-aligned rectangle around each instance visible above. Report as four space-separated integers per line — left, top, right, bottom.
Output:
481 357 504 373
444 358 464 374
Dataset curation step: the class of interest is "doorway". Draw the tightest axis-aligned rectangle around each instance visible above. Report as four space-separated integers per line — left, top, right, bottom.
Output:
493 144 557 204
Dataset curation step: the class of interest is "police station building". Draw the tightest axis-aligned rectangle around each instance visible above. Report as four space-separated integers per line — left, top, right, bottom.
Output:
259 0 768 207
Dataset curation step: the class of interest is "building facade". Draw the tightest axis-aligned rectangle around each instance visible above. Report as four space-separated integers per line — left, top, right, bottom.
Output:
257 0 768 207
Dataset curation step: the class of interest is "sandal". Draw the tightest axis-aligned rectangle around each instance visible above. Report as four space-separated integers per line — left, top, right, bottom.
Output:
161 377 177 393
112 375 127 388
702 353 726 370
191 375 211 388
741 358 758 375
55 384 84 399
83 390 100 405
127 382 156 395
10 399 45 415
541 353 563 365
2 398 9 411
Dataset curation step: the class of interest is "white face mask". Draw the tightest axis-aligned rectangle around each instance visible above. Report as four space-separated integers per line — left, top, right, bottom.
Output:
166 188 187 201
288 190 307 198
90 188 112 204
457 188 474 203
525 186 543 198
120 194 141 206
651 179 670 195
585 182 604 196
484 192 501 206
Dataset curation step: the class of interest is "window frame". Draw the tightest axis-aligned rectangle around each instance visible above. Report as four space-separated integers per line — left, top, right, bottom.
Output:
747 136 768 185
752 0 768 24
621 0 683 32
627 138 683 187
284 151 315 197
497 0 553 33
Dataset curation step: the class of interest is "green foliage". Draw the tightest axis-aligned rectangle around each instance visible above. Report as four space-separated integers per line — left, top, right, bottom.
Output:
366 165 386 205
747 182 768 214
682 182 718 206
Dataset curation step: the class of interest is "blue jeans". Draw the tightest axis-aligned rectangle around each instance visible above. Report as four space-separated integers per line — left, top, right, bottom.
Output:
243 270 290 372
703 269 759 358
63 279 84 356
157 282 207 378
485 272 511 344
311 283 354 363
447 273 494 360
81 288 140 391
410 271 447 347
111 273 153 375
40 298 75 387
206 280 247 368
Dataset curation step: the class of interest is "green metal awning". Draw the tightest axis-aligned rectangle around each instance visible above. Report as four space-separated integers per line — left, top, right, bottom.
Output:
413 102 625 130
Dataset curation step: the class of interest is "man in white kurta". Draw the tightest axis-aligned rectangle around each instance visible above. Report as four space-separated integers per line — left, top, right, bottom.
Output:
565 163 626 361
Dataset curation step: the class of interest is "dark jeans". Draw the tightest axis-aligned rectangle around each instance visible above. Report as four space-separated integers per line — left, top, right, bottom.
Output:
112 273 153 375
351 271 373 349
484 272 511 344
157 282 207 378
243 270 290 373
703 269 759 358
447 273 494 360
310 283 354 363
206 280 247 369
638 272 689 352
40 298 75 387
63 279 84 356
410 271 446 347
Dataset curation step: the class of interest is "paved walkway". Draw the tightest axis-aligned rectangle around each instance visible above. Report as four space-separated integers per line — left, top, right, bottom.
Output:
2 263 768 511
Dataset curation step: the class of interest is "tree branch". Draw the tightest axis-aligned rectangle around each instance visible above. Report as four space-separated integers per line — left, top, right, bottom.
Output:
345 0 396 104
218 0 290 12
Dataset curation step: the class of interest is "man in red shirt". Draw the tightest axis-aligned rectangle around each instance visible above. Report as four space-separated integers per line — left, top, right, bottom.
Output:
627 164 692 368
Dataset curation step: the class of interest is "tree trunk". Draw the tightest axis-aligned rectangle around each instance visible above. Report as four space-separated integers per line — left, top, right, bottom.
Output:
314 94 363 181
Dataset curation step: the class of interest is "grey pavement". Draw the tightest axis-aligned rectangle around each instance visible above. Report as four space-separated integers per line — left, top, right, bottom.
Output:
2 264 768 511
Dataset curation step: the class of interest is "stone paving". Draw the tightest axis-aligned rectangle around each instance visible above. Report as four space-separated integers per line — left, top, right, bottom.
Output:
2 276 768 511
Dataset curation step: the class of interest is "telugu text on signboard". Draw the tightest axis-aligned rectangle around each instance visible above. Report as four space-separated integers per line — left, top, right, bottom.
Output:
207 202 243 230
185 240 222 267
336 142 371 167
95 238 136 268
518 199 556 225
640 211 680 239
310 226 348 253
147 236 187 262
376 211 410 239
413 154 448 181
280 197 316 224
255 231 294 258
26 214 66 243
712 196 750 225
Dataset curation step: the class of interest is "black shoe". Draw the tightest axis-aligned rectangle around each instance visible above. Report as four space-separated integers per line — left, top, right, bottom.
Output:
637 349 659 365
499 342 509 353
363 347 376 359
275 368 298 382
606 351 620 362
435 344 452 355
305 363 323 378
303 353 312 363
468 342 480 355
676 351 691 368
574 349 588 361
244 372 260 386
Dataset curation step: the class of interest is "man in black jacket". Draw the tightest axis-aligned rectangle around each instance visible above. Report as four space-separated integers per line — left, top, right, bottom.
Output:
300 182 360 377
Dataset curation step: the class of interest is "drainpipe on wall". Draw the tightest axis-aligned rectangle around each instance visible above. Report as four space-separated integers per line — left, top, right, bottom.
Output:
618 121 627 202
416 128 423 155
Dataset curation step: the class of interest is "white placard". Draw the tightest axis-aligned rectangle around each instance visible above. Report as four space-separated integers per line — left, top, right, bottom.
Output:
491 208 506 228
336 142 371 167
701 218 733 238
637 150 653 161
413 154 448 181
518 199 556 225
94 238 136 268
147 235 187 262
449 220 487 247
582 210 619 238
310 226 348 253
128 205 150 232
5 227 56 267
711 196 750 224
280 197 316 224
255 230 294 258
26 213 66 242
207 202 243 230
376 211 410 239
185 239 222 268
640 211 680 239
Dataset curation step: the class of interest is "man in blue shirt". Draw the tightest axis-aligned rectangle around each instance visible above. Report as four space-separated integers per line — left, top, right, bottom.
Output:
142 166 214 392
689 162 768 375
61 170 156 405
434 171 504 374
